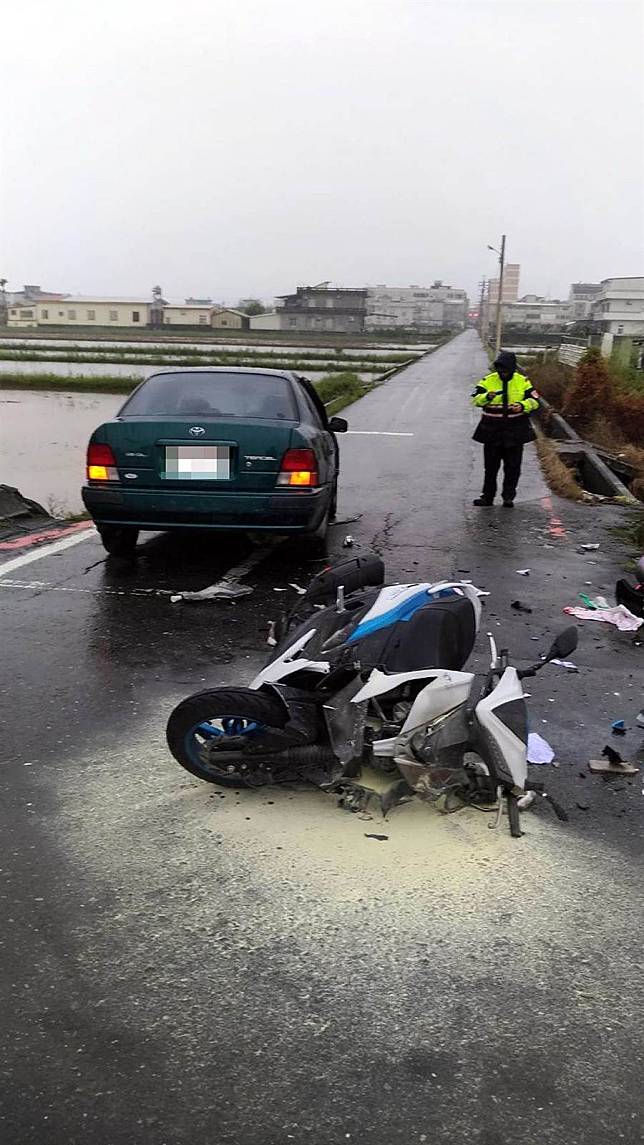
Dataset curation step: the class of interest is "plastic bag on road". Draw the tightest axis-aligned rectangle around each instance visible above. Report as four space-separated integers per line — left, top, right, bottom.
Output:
563 604 643 632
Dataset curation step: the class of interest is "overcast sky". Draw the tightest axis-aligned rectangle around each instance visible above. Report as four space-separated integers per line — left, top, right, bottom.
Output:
2 0 643 305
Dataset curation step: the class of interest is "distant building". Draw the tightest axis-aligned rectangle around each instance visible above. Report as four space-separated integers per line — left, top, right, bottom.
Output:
7 298 152 329
568 282 601 321
210 308 250 331
487 264 521 307
591 277 644 336
248 311 282 331
163 304 212 326
185 297 213 306
366 282 468 331
277 285 368 333
501 295 572 329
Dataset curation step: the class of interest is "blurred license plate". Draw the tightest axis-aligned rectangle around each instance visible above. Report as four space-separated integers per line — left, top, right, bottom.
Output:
164 445 231 480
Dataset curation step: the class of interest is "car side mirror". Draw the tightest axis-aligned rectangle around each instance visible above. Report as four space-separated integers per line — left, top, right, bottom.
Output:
545 625 578 663
328 416 348 433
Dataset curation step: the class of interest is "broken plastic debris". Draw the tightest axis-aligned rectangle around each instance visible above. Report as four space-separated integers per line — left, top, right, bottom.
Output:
511 600 532 614
527 732 555 765
342 535 355 548
170 594 182 603
288 582 306 595
588 749 638 776
610 719 627 736
563 604 643 632
580 543 600 551
364 833 389 841
603 744 623 764
273 587 288 593
551 659 579 672
578 593 610 610
267 621 277 647
516 569 530 576
179 583 254 602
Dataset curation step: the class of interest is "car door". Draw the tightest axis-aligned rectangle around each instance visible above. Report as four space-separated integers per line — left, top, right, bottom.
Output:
294 375 338 483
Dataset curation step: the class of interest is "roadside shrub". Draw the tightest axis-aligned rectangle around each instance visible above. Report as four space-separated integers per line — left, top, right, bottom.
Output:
314 372 364 405
528 359 572 408
562 348 612 429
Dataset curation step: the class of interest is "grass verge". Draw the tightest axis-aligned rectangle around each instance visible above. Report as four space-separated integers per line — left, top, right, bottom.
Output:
0 373 140 393
534 430 585 502
0 369 371 409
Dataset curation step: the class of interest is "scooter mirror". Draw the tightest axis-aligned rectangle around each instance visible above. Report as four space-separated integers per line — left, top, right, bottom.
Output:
545 625 578 663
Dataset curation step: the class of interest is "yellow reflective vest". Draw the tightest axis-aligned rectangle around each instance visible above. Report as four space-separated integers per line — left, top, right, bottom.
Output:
471 371 540 416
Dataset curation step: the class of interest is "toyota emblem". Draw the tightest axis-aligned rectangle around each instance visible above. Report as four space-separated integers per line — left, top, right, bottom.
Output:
189 426 206 437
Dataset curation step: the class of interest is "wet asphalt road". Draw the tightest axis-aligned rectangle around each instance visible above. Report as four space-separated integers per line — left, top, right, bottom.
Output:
1 330 643 1145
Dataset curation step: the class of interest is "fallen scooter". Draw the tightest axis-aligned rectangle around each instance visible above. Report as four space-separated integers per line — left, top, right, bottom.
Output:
166 553 575 836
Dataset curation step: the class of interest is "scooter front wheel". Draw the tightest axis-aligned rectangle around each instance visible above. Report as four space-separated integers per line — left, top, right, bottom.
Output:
166 688 288 786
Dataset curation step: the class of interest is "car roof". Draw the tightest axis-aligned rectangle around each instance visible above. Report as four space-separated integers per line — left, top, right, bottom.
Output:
144 366 296 380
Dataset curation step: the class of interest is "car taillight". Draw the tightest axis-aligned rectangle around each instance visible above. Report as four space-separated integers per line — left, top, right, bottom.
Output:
87 442 119 481
277 448 319 487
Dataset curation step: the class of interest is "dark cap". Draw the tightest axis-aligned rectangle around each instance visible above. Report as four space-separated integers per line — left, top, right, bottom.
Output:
493 350 517 373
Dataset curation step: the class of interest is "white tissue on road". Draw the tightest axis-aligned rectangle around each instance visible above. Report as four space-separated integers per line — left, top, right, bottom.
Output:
527 732 555 765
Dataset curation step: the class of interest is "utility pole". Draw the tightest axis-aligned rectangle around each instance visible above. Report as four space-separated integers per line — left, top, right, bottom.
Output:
494 233 506 354
477 277 487 337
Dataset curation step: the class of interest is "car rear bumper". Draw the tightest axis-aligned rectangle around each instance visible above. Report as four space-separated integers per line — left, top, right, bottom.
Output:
81 484 331 533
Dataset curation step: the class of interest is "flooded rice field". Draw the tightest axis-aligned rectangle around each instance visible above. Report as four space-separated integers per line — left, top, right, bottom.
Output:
0 389 121 515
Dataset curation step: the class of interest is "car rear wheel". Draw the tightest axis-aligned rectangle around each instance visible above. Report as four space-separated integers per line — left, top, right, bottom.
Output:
97 524 139 556
329 477 338 522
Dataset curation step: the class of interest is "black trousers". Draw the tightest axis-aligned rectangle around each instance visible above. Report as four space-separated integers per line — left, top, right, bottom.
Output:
482 442 524 502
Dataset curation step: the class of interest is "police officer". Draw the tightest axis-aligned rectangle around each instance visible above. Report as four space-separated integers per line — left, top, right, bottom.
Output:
471 350 540 507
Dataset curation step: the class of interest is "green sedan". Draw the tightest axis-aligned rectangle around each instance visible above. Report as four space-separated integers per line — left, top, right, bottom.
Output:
82 368 348 556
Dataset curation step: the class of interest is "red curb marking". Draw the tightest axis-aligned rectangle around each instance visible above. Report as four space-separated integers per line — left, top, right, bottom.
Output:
0 520 92 552
540 495 567 540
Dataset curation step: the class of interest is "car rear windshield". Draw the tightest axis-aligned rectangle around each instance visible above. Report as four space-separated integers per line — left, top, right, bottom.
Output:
119 371 297 420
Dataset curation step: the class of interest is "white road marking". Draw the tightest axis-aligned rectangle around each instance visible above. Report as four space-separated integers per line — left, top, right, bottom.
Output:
345 431 414 437
0 528 96 577
0 578 173 598
0 541 281 600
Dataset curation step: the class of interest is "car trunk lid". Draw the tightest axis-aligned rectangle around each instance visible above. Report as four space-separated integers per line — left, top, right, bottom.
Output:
96 416 297 491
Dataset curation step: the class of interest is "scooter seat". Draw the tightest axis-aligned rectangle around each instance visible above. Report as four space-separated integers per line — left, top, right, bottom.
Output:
379 595 476 673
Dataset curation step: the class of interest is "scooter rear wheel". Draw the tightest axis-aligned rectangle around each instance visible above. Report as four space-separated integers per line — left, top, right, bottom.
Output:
166 688 288 786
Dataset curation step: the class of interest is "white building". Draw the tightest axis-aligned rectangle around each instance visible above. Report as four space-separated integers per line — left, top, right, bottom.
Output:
591 277 644 335
7 297 151 329
501 295 572 329
249 311 282 331
568 282 601 320
366 282 468 331
162 304 212 326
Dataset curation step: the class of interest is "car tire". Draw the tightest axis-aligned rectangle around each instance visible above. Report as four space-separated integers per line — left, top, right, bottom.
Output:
302 507 329 555
97 524 139 557
329 478 338 522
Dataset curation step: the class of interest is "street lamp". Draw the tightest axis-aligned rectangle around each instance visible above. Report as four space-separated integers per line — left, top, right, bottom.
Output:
487 235 506 353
